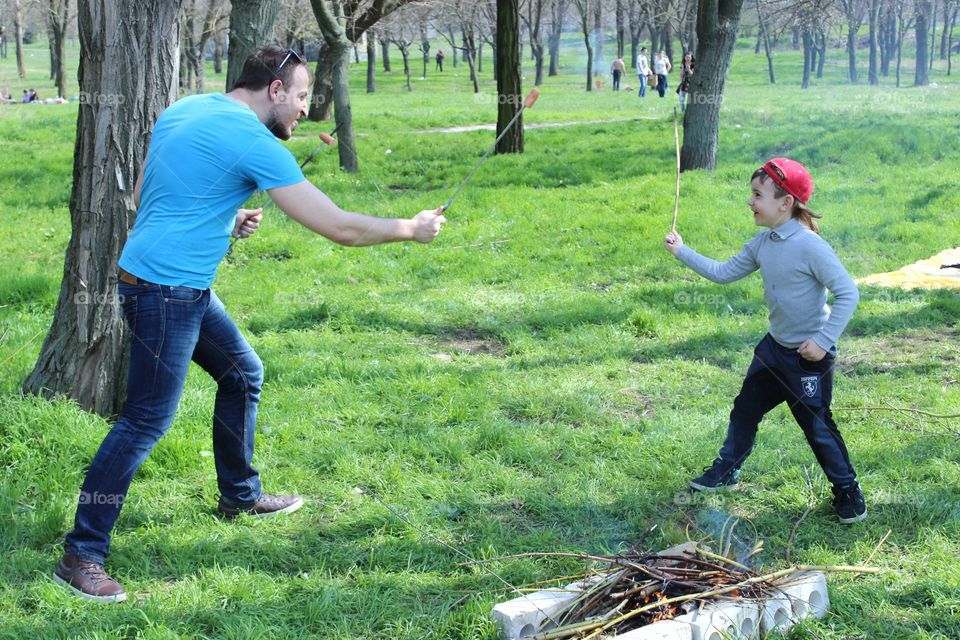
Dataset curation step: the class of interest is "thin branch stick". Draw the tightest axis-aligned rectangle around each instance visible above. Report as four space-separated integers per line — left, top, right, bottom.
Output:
833 405 960 419
863 529 892 567
672 107 681 232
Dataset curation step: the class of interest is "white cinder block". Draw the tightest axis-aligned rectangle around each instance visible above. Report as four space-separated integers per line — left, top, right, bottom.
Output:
612 619 694 639
776 571 829 621
674 600 761 640
759 594 794 636
491 589 581 640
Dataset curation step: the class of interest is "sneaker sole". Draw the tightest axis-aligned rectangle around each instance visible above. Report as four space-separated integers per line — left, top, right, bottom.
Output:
52 572 127 603
838 508 868 524
689 480 739 492
220 496 305 519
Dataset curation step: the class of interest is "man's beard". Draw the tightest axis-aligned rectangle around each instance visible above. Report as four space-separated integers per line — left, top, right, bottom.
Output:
265 113 291 140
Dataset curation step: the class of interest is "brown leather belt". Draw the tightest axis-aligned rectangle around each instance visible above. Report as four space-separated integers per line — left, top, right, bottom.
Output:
118 268 150 286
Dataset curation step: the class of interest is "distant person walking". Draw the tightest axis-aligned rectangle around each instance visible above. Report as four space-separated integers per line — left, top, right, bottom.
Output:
636 47 650 97
653 51 672 98
435 49 445 72
677 53 694 112
611 57 626 91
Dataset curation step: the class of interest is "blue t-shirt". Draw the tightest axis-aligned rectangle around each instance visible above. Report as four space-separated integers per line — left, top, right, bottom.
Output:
119 93 304 288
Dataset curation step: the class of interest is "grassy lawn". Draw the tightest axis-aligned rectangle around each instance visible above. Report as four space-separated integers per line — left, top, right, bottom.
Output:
1 34 959 639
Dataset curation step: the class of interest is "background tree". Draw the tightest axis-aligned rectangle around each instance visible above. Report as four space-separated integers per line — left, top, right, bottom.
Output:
680 0 746 171
548 0 568 76
13 0 25 79
868 0 881 84
523 0 547 85
24 0 184 417
573 0 595 90
915 0 932 84
46 0 70 98
840 0 866 82
496 0 523 154
225 0 282 90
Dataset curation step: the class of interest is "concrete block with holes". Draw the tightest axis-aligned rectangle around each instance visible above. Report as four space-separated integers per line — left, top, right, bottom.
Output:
491 587 582 640
674 600 762 640
759 594 795 636
774 571 829 621
612 619 694 639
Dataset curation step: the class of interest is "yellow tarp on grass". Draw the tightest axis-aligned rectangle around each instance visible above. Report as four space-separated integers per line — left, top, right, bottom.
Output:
858 248 960 290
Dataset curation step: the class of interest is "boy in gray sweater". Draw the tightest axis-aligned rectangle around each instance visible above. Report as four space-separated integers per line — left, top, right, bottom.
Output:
664 158 866 523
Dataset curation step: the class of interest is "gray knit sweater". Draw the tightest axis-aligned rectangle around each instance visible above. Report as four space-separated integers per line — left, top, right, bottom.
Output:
675 218 859 350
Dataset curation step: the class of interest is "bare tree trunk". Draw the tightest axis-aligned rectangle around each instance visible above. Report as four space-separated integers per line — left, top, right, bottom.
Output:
802 29 813 87
312 0 357 171
24 0 183 418
548 0 566 76
399 43 412 90
816 29 827 77
939 0 952 58
525 0 546 86
464 28 480 92
214 32 224 73
14 0 26 79
680 0 745 171
948 3 957 74
366 28 376 92
616 0 625 57
757 0 776 83
868 0 881 84
226 0 281 91
381 35 392 71
496 0 523 154
929 0 937 69
896 0 906 86
49 0 70 98
593 0 602 75
915 0 931 84
308 43 334 121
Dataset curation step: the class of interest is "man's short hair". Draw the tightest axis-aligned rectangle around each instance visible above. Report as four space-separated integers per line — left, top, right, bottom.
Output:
232 44 306 91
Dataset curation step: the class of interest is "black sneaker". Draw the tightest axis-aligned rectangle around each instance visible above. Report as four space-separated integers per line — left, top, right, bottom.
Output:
218 493 304 519
690 458 741 492
832 483 867 524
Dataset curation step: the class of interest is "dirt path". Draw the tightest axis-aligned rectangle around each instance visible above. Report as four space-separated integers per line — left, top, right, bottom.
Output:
411 115 661 135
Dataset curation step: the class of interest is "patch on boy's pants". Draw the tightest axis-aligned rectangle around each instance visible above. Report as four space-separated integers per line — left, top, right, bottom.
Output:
858 247 960 290
801 375 819 398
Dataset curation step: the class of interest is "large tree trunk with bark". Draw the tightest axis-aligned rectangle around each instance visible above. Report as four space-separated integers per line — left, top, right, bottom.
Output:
915 1 932 85
24 0 182 418
312 0 358 172
680 0 745 172
225 0 281 91
496 0 523 154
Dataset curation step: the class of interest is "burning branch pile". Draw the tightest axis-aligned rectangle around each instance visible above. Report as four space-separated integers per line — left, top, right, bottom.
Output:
471 543 880 640
530 544 773 639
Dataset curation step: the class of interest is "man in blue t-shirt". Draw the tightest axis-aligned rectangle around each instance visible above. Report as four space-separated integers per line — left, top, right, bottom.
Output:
54 44 446 603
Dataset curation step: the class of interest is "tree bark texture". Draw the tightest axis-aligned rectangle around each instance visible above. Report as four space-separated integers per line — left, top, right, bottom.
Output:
680 0 745 172
915 0 932 85
24 0 183 418
496 0 523 154
225 0 281 91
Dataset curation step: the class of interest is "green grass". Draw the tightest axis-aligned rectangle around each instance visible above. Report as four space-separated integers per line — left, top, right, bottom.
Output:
1 33 959 639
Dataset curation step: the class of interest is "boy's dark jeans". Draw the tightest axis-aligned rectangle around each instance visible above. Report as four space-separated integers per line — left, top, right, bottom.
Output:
65 281 264 564
717 334 857 487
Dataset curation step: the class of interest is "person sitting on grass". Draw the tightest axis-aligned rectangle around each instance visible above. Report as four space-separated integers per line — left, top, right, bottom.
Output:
663 158 866 525
53 43 447 603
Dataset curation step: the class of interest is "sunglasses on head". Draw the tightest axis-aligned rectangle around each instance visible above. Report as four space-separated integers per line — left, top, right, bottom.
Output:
276 48 304 76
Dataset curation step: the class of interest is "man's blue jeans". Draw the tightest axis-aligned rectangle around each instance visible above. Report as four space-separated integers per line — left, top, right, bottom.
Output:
637 74 648 97
65 281 264 564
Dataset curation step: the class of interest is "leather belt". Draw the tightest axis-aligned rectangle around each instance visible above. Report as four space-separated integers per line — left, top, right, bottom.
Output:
118 268 150 286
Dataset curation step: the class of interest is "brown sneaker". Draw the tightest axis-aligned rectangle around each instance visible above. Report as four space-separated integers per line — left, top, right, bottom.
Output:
53 554 127 603
217 493 304 519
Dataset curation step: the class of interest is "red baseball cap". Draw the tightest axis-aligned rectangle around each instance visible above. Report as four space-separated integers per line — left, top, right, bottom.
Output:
761 158 814 205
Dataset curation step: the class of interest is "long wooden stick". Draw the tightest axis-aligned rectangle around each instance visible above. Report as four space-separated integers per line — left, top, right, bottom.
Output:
672 106 681 232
